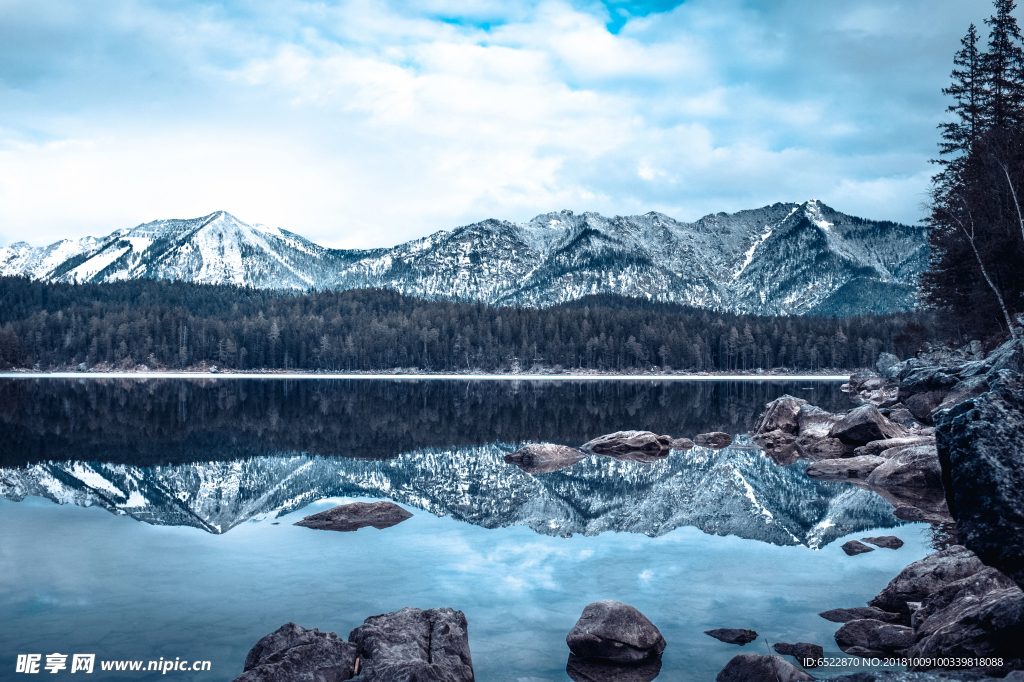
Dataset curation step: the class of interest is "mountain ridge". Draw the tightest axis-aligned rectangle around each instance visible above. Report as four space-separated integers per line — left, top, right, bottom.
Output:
0 201 927 316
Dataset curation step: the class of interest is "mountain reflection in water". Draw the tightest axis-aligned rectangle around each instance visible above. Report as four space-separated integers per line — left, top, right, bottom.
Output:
0 378 899 548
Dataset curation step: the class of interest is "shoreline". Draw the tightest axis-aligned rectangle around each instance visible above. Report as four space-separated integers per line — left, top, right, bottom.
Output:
0 371 851 381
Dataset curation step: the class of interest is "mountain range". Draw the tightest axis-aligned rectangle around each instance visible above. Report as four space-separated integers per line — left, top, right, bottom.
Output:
0 201 927 316
0 442 900 548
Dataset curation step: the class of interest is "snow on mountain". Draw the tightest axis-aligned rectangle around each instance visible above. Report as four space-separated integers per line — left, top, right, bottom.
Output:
0 443 901 548
0 202 927 316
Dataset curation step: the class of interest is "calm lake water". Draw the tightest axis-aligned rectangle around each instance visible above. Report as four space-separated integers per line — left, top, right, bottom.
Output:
0 379 929 681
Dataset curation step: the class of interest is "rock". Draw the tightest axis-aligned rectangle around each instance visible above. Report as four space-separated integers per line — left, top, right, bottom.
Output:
868 545 985 616
861 536 904 550
294 501 413 532
934 376 988 412
899 368 960 400
695 432 733 449
581 431 672 455
565 655 662 682
234 622 358 682
752 395 807 436
209 365 220 374
935 372 1024 589
504 444 587 474
566 601 666 664
772 642 823 667
670 437 694 450
877 352 901 377
715 654 815 682
348 607 473 682
806 456 886 481
797 404 840 438
795 435 854 460
753 429 799 465
834 619 915 656
907 567 1024 671
884 406 926 429
704 628 758 645
855 436 935 458
865 445 942 490
76 362 88 372
905 391 947 423
842 540 875 556
819 607 904 624
829 405 907 445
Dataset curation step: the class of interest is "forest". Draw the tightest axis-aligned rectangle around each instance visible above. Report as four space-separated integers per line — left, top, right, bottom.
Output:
0 276 935 373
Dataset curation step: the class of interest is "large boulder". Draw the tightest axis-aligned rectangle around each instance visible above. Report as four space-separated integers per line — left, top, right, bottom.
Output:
865 445 943 490
806 456 885 481
565 601 666 664
868 546 985 617
795 435 854 460
834 619 915 656
906 567 1024 671
234 623 358 682
855 436 935 458
348 607 474 682
877 352 901 377
295 502 412 533
715 654 814 682
581 432 672 455
797 404 839 438
565 655 662 682
935 371 1024 589
695 432 733 449
752 395 807 436
906 391 948 424
504 444 587 474
829 405 907 445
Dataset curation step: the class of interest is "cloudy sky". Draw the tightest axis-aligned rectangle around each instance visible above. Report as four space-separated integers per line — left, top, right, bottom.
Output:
0 0 999 249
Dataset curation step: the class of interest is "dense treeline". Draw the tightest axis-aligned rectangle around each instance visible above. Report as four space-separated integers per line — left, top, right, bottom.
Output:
924 0 1024 339
0 277 936 372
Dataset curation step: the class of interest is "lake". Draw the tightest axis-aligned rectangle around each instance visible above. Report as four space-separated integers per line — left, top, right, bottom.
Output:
0 378 930 681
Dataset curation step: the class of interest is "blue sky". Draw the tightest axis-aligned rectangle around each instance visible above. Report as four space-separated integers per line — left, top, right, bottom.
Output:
0 0 998 248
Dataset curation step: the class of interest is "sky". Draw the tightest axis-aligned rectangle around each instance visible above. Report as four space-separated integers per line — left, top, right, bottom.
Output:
0 0 1000 249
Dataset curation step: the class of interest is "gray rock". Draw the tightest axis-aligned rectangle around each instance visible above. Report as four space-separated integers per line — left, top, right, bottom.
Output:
715 654 815 682
504 444 587 474
566 601 666 664
935 371 1024 589
842 540 875 556
829 405 907 445
795 435 854 460
754 429 800 465
772 642 824 667
861 536 904 550
819 607 904 624
581 431 672 455
865 445 942 489
670 437 694 450
76 362 88 372
934 376 988 412
905 391 947 423
704 628 758 645
565 655 662 682
695 432 733 449
797 404 840 438
907 567 1024 671
752 395 807 436
834 619 914 655
899 368 959 400
806 456 886 481
868 546 985 616
295 501 412 533
877 353 901 377
348 607 474 682
855 436 935 458
234 622 357 682
884 406 926 429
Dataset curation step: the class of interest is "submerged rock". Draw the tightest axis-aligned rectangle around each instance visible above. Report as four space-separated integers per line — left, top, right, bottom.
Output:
715 654 814 682
842 540 875 556
704 628 758 645
861 536 904 550
294 501 412 533
581 431 672 456
566 601 666 664
348 607 474 682
565 655 662 682
504 444 587 474
868 546 984 617
234 623 358 682
834 619 914 656
819 607 903 624
695 432 733 449
935 371 1024 589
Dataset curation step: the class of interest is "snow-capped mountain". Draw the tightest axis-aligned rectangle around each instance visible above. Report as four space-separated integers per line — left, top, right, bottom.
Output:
0 442 900 548
0 201 927 316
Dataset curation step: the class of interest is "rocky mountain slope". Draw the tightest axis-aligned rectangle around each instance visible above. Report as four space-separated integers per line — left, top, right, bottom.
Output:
0 442 899 547
0 201 926 316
